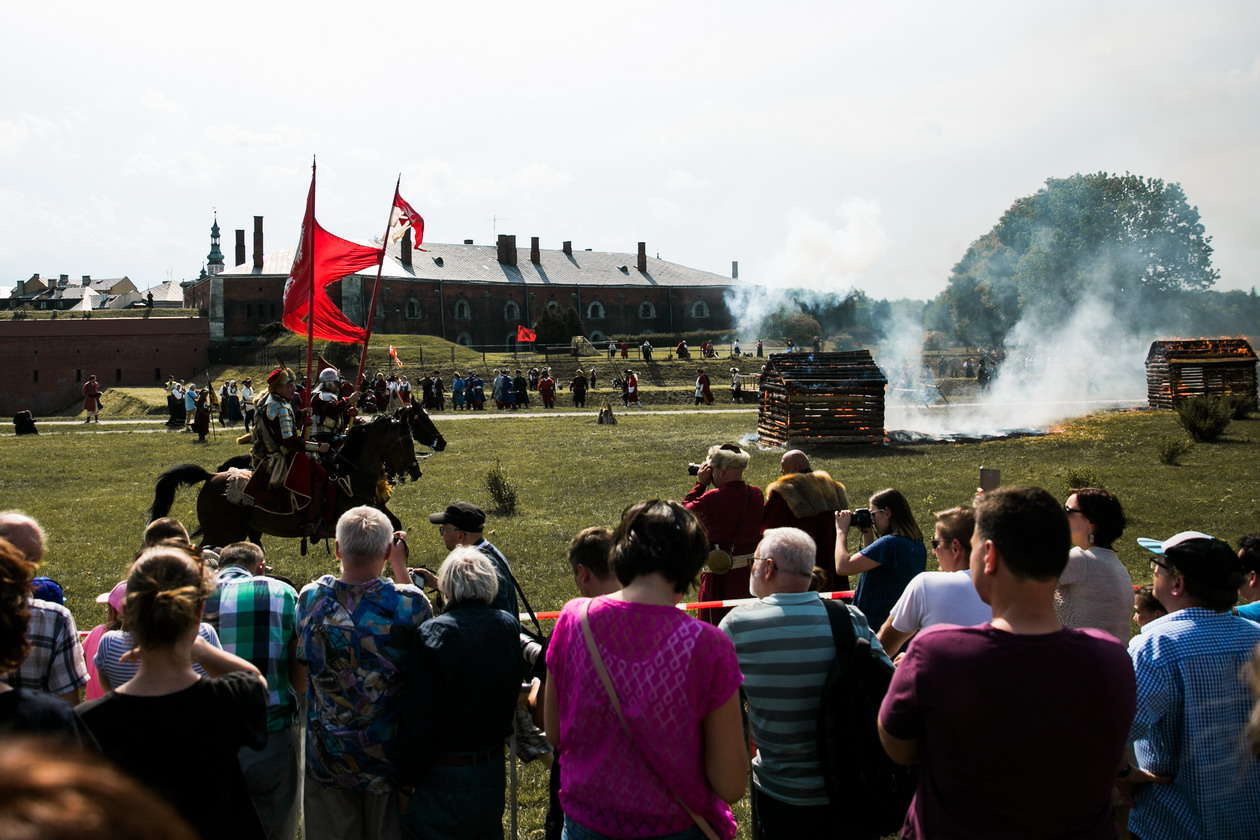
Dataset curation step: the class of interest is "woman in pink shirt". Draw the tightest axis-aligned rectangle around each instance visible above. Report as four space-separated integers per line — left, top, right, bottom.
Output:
545 500 747 840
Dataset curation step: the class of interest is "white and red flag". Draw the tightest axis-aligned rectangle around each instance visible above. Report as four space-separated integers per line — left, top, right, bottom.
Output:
387 189 426 251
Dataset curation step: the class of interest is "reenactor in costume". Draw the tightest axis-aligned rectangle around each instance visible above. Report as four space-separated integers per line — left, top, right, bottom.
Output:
308 367 357 443
82 374 103 423
247 367 335 536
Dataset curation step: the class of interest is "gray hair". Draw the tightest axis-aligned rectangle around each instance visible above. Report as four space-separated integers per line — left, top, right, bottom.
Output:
336 506 392 565
0 511 45 563
438 546 500 605
758 527 817 577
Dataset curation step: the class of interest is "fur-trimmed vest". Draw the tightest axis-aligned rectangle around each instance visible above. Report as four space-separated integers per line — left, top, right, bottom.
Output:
764 470 848 519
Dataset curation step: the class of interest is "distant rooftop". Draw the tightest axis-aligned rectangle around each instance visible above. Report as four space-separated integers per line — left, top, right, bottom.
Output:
216 241 736 289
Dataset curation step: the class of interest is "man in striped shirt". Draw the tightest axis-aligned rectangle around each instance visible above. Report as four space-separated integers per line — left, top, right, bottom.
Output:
719 527 888 840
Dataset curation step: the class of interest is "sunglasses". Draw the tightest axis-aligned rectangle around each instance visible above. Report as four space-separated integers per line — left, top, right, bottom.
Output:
1064 505 1084 515
931 538 941 549
1149 557 1174 575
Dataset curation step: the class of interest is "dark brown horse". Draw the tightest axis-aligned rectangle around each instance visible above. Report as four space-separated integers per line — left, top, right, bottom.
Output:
149 409 435 547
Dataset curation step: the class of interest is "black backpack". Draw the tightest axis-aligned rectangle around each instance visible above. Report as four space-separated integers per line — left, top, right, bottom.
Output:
817 598 915 835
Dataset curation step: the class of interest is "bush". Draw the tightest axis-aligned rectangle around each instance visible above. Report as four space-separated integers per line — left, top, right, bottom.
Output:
485 459 518 515
1158 438 1193 466
1227 393 1256 420
1066 470 1103 490
1176 396 1232 442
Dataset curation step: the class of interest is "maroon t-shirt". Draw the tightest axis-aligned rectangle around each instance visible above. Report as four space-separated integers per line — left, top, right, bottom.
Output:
879 623 1135 839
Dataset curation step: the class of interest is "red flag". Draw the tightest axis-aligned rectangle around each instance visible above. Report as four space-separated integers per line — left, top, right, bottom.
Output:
282 169 384 343
516 325 537 342
388 344 404 369
387 191 426 251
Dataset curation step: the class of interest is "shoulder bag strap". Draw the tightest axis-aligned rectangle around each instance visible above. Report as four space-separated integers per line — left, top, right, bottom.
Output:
579 599 721 840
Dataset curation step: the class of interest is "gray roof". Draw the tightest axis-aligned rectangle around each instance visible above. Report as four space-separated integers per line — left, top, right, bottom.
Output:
218 242 735 289
143 280 186 303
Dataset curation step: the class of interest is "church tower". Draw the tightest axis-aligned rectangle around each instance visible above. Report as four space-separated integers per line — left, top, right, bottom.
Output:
206 213 225 276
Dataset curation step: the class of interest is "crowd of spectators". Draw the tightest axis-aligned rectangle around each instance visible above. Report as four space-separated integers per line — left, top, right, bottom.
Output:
2 443 1260 840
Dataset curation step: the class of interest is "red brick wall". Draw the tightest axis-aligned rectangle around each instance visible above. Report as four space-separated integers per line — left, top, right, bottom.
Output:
0 318 210 416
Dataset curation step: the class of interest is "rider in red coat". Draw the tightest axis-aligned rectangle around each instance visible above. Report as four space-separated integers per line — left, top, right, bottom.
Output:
82 375 103 423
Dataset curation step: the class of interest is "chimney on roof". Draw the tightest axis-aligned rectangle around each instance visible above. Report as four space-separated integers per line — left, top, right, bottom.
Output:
252 216 264 270
530 237 540 264
235 230 246 267
400 228 413 268
463 239 474 245
562 240 572 256
731 261 739 280
60 274 69 282
81 275 91 286
637 242 647 273
497 234 517 267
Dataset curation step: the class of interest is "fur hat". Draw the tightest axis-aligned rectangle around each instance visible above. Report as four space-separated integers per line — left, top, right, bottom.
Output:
707 443 750 472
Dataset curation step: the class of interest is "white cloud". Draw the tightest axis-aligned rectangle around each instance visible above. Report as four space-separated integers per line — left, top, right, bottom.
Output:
664 169 706 192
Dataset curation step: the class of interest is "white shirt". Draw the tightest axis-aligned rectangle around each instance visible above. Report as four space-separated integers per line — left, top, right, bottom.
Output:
888 569 992 634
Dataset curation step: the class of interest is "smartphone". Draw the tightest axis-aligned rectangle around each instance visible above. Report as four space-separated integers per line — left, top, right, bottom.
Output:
979 467 1001 492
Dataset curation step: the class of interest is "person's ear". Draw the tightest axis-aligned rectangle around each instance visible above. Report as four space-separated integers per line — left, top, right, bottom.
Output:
950 538 963 559
982 540 999 577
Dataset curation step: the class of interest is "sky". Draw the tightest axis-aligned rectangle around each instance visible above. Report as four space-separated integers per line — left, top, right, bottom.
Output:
1 0 1257 300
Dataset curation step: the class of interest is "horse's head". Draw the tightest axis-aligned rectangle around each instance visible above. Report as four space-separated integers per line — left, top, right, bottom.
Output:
358 414 420 483
396 405 446 453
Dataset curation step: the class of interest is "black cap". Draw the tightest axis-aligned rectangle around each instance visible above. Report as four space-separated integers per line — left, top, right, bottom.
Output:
1166 538 1244 589
428 501 485 533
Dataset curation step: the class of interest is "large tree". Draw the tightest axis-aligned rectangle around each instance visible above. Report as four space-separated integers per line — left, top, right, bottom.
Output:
939 173 1218 346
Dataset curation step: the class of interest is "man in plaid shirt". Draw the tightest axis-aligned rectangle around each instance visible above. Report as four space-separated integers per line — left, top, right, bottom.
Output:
0 512 87 704
204 541 301 840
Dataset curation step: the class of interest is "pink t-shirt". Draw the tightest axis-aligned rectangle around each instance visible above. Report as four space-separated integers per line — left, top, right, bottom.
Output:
546 596 743 839
81 624 110 701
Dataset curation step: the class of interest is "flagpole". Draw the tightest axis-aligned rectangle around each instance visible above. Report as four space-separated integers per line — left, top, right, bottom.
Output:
303 157 317 423
355 174 401 393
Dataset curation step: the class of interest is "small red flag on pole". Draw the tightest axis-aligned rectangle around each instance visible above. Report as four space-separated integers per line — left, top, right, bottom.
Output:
516 324 537 343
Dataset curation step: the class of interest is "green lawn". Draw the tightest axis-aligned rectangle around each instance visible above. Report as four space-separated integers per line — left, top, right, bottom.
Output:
1 407 1256 837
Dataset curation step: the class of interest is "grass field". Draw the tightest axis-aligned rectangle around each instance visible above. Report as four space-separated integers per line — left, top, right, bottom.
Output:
1 406 1257 837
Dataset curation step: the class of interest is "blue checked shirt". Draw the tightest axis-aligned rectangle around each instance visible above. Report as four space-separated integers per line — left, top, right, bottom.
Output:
9 599 88 696
1128 607 1260 840
203 566 299 732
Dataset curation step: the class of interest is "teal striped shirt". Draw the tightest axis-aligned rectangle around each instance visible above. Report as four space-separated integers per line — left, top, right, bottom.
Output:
719 591 889 805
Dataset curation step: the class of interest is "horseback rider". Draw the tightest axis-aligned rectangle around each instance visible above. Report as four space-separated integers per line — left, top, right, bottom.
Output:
250 367 335 537
309 367 357 443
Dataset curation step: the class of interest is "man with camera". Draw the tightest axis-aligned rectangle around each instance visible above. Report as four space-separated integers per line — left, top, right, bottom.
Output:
684 444 764 623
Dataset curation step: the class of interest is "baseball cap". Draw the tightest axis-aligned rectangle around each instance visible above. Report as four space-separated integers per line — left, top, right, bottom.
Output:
32 577 65 605
1136 531 1215 555
428 502 486 533
95 580 127 613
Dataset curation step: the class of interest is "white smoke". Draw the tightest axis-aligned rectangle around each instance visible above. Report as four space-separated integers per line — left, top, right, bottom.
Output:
727 198 888 339
885 295 1150 438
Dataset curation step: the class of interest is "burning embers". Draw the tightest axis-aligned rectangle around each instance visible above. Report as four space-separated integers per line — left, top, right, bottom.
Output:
757 351 887 447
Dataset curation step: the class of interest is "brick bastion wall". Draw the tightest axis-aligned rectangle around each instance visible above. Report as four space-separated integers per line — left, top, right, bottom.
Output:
0 317 210 416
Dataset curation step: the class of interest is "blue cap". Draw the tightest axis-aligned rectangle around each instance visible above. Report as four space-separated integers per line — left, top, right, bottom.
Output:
32 577 65 605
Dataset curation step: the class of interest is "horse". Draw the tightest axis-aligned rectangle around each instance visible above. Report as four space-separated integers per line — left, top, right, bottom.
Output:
149 410 427 548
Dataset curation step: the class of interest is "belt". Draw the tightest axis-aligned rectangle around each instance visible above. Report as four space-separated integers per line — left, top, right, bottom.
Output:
431 747 503 766
703 552 754 574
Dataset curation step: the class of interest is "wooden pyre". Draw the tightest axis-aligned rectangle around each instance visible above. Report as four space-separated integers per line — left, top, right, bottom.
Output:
758 351 887 446
1145 338 1258 409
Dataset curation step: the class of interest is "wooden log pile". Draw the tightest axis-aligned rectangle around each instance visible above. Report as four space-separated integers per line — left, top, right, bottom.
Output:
1145 338 1258 409
758 351 887 446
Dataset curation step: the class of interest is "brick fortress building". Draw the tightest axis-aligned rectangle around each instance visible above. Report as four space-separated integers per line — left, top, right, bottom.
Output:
186 216 739 346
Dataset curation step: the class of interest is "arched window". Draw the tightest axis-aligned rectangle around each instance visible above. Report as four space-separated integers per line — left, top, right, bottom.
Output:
406 297 422 319
455 332 472 346
453 299 471 320
690 299 710 318
639 301 656 320
546 300 561 315
589 330 607 342
586 300 605 320
504 300 520 322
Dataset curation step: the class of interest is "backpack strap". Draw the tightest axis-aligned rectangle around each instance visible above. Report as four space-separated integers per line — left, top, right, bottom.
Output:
821 597 858 661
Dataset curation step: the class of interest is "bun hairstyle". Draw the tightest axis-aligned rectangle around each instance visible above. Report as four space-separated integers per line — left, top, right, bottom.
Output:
611 500 709 593
0 538 37 674
123 547 212 649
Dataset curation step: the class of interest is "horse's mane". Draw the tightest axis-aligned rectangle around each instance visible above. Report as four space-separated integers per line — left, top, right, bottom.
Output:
339 415 392 463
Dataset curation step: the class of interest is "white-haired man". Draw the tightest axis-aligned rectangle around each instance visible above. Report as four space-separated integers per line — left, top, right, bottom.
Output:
0 512 88 705
685 443 764 623
719 527 888 840
393 546 525 838
294 506 432 840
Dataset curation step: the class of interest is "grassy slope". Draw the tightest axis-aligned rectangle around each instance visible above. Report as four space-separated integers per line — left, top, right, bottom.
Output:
3 408 1255 836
